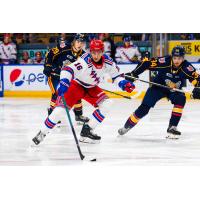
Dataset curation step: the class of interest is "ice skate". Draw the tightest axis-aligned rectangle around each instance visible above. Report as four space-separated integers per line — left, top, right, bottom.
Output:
166 126 181 139
75 115 90 125
32 130 46 145
79 123 101 144
118 127 131 135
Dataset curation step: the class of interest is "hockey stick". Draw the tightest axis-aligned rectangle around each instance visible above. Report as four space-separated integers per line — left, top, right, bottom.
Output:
102 89 132 99
125 75 186 93
61 96 97 162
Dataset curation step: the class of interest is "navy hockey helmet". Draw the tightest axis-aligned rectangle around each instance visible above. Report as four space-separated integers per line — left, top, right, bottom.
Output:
141 51 151 60
73 33 85 42
171 46 185 57
123 35 131 42
56 36 67 48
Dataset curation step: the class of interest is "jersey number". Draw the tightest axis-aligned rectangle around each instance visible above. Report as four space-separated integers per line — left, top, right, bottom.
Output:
74 63 83 70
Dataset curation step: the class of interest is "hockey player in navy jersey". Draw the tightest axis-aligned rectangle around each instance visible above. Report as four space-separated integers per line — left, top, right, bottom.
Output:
119 46 200 139
32 39 135 145
44 33 89 124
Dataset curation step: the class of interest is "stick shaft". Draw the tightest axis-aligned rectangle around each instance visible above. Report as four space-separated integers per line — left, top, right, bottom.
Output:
125 75 185 93
61 96 85 160
103 89 132 99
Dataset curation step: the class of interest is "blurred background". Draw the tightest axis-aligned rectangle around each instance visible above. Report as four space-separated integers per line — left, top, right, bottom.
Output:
1 33 200 65
1 33 200 98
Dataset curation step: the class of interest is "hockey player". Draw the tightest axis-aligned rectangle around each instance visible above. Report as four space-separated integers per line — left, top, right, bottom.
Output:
118 46 200 139
32 39 135 145
115 35 141 64
44 34 89 124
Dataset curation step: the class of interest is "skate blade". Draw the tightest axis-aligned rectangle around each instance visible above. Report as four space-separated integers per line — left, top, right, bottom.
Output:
79 137 100 144
30 141 40 147
166 134 179 140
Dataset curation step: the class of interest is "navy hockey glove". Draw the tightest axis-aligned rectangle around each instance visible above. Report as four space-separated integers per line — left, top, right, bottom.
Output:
58 78 70 96
43 67 52 77
192 87 200 99
119 80 135 93
125 72 138 82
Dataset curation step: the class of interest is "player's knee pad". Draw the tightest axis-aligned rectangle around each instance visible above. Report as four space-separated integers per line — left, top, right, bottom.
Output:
98 98 113 115
135 103 151 118
49 106 65 123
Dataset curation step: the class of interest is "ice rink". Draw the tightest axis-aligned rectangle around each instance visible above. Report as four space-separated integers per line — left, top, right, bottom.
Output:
0 97 200 166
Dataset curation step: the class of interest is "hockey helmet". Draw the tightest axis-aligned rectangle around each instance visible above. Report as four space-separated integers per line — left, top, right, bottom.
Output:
171 46 185 57
89 39 104 52
73 33 85 42
123 35 131 42
56 36 67 48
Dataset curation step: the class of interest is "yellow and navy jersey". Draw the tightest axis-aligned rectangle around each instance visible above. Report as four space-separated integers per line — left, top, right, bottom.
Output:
44 45 85 77
133 55 200 89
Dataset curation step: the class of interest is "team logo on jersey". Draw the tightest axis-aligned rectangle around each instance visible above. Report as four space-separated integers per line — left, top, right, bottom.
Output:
10 69 25 86
187 65 194 72
166 73 173 78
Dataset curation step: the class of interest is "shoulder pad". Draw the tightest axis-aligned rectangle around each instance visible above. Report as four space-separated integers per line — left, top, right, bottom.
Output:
51 47 60 55
103 54 113 65
183 61 195 72
81 52 91 64
157 55 170 64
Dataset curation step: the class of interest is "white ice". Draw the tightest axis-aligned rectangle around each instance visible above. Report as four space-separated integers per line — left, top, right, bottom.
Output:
0 97 200 166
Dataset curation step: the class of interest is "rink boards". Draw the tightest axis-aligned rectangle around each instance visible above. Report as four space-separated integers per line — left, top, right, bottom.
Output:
1 63 200 98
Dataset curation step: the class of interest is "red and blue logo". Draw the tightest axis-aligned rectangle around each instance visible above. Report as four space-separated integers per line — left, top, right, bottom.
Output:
10 69 25 86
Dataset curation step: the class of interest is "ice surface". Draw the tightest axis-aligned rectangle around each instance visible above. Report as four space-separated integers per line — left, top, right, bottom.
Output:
0 97 200 166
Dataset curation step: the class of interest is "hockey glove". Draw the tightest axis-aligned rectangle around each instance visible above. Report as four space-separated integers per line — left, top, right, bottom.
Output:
119 80 135 93
191 87 200 99
125 72 138 82
58 78 70 96
43 67 52 77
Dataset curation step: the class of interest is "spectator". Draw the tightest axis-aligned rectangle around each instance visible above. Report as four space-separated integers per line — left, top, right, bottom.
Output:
0 34 17 64
60 33 67 40
22 33 30 43
99 33 116 61
115 35 141 64
33 51 45 64
20 51 33 64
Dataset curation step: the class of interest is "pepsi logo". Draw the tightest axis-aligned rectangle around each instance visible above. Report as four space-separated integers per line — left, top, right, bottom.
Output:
10 69 25 86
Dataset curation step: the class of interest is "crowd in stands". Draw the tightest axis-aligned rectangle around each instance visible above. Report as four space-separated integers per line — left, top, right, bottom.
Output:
0 33 200 65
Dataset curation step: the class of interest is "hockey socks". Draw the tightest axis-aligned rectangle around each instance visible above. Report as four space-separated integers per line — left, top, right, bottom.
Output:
169 104 184 127
88 109 105 129
73 102 83 116
124 104 151 129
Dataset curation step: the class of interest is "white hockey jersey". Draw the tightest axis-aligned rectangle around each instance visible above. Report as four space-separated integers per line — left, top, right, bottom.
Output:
61 53 124 88
115 45 141 64
0 43 17 64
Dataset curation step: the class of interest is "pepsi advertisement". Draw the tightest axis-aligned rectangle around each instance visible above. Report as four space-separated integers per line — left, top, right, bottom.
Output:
3 65 49 91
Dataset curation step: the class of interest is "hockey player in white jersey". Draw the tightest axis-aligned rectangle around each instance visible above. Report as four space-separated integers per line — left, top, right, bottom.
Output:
115 35 141 63
32 39 135 145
